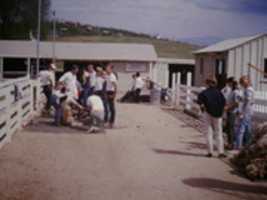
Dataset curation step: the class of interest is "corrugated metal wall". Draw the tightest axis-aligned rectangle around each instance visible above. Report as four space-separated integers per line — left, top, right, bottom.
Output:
227 35 267 91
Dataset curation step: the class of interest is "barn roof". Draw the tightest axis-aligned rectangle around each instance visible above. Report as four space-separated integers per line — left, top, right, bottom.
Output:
194 33 266 54
0 40 157 62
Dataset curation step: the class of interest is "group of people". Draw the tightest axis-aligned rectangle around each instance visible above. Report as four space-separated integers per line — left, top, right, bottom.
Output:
197 75 254 158
40 63 118 133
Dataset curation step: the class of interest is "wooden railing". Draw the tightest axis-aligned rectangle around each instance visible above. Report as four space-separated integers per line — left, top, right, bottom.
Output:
0 77 43 149
169 72 267 118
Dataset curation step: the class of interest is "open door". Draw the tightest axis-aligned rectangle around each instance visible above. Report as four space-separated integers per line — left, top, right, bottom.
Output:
215 59 227 90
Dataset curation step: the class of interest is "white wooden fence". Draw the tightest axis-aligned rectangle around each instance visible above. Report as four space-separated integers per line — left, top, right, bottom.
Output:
170 72 267 118
0 77 43 149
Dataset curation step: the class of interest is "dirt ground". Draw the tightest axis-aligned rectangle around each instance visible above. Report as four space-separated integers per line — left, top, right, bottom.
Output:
0 103 266 200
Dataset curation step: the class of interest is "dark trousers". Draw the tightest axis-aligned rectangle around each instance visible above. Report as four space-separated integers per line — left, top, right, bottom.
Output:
95 91 109 123
43 85 52 110
106 91 116 124
225 112 235 146
135 89 141 103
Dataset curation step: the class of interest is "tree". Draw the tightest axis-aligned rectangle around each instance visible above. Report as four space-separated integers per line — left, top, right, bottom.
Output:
0 0 51 39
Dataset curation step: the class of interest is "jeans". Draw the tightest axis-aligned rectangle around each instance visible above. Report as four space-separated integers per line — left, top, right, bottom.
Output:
235 115 252 149
204 113 224 154
106 91 116 124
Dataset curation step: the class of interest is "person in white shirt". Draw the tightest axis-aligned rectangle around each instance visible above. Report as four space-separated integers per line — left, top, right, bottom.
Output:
134 72 144 103
86 94 105 133
84 65 96 90
39 63 56 110
105 64 118 128
59 65 79 100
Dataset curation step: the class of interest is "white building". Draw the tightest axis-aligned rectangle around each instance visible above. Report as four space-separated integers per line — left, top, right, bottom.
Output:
194 34 267 90
0 40 157 91
0 40 196 91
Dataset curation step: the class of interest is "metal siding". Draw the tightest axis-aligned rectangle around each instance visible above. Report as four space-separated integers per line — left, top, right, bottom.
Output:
235 47 242 79
251 41 258 88
228 50 235 76
243 44 251 76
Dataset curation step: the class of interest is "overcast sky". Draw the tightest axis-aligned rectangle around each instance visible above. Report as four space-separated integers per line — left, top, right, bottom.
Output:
52 0 267 45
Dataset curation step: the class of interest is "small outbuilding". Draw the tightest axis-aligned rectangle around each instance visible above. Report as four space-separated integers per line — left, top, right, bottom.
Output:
194 33 267 90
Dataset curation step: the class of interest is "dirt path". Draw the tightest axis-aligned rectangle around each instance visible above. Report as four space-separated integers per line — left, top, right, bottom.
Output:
0 103 266 200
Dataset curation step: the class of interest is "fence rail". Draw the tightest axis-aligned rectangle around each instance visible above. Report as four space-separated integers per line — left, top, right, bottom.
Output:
0 77 43 149
170 72 267 118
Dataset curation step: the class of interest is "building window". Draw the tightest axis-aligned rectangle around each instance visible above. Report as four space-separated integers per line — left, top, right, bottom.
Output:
200 58 204 75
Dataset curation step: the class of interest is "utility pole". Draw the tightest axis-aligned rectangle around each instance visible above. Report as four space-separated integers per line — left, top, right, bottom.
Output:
52 10 56 64
36 0 42 78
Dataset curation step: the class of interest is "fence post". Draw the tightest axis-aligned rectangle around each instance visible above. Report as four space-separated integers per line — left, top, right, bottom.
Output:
176 72 181 108
172 73 176 106
186 72 192 110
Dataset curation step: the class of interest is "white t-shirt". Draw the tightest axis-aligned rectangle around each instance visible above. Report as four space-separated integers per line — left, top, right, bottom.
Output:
135 77 144 90
40 70 55 86
59 72 78 99
87 95 104 113
106 73 117 92
95 76 105 91
90 71 96 87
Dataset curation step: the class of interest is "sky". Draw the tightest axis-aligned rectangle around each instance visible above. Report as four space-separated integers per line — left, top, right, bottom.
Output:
51 0 267 45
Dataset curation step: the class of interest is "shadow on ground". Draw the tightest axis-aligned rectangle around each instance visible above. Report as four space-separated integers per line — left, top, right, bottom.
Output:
153 148 205 158
183 178 267 199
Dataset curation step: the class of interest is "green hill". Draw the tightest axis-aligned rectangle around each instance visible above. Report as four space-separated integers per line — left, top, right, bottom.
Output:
51 21 199 59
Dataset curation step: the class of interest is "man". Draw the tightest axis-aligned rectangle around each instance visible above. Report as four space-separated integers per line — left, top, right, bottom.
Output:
198 77 226 158
84 64 96 92
40 63 56 110
221 77 234 101
50 82 67 126
236 76 254 149
134 72 145 103
86 94 105 133
105 64 118 128
59 65 79 100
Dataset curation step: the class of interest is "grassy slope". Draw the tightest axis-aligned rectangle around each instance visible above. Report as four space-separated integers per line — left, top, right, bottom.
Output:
56 35 199 59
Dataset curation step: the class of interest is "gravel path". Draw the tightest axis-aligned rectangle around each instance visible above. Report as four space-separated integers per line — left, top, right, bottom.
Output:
0 103 266 200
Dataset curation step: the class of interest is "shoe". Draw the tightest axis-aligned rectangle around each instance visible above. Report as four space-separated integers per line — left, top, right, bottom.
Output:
218 154 227 158
206 153 213 158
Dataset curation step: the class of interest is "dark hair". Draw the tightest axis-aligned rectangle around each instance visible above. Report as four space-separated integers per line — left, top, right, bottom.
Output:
71 65 79 71
136 72 140 77
226 77 235 83
232 80 238 90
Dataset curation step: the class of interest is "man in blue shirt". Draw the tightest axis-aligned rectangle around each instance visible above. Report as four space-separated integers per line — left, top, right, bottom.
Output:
198 77 226 158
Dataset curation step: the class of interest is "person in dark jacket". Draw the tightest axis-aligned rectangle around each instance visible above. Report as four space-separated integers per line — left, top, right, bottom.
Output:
198 77 226 158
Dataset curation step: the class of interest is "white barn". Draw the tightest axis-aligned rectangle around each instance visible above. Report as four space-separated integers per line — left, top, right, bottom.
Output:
0 40 157 92
194 33 267 90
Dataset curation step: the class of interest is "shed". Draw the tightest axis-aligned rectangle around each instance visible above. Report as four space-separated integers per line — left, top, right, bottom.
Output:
194 34 267 90
0 40 158 91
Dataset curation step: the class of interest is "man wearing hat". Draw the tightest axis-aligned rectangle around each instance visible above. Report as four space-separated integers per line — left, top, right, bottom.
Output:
197 76 226 158
40 63 56 111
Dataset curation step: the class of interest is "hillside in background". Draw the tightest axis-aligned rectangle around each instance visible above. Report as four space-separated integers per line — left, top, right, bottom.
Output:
50 21 200 59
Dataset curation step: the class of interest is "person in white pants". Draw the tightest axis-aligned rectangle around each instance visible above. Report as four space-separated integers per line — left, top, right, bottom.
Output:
198 77 226 158
204 113 224 156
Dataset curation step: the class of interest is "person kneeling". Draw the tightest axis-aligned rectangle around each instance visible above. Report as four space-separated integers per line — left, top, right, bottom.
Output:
86 94 105 133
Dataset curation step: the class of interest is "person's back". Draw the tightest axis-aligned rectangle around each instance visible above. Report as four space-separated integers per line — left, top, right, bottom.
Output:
198 87 226 118
87 95 104 114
